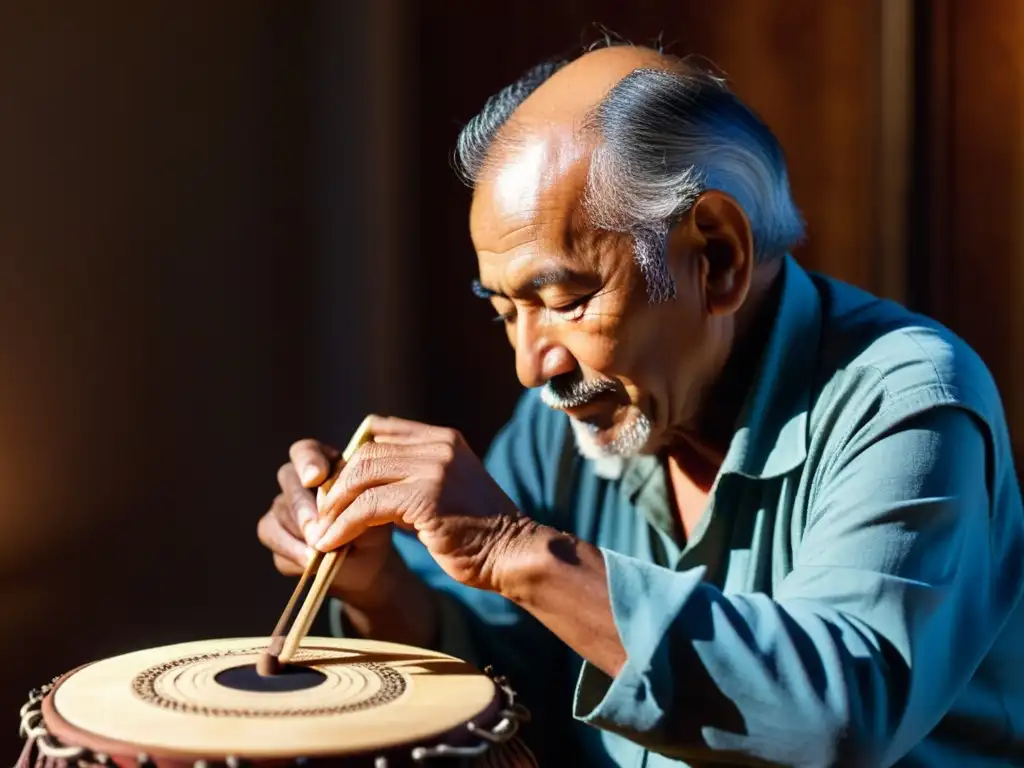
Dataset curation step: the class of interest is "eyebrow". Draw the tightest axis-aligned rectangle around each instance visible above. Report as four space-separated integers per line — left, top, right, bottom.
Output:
471 267 583 300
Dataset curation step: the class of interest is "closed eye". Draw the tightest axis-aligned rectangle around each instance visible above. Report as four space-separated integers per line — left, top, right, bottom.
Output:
492 309 516 324
552 293 594 321
491 293 596 325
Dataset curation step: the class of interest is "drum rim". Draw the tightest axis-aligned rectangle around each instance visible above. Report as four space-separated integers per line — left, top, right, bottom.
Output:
23 660 530 767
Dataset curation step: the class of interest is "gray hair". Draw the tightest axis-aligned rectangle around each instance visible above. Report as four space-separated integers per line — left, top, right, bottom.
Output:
454 46 805 302
453 56 570 187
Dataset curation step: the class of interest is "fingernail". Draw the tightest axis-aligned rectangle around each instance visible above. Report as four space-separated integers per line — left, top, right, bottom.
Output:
315 534 332 552
301 465 319 485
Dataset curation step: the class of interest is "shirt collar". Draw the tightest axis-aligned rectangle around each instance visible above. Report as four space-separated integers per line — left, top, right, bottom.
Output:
619 253 821 495
718 253 821 479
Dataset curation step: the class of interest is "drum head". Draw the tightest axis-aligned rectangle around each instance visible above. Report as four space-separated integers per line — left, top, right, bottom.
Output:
44 636 504 763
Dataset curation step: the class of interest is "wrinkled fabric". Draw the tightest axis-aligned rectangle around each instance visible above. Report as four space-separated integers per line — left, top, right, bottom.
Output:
333 255 1024 767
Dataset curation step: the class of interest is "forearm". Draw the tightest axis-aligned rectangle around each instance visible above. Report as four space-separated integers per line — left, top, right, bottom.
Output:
331 547 440 648
496 521 626 677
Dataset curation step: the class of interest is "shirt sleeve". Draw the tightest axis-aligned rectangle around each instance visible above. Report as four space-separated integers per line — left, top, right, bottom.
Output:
573 402 1024 766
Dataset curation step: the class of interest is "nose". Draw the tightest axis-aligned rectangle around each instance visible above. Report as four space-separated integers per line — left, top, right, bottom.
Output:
514 313 576 389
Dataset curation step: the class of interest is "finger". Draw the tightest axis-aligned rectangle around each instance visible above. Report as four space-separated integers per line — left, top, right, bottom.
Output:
319 442 448 516
273 553 305 577
288 439 339 487
365 415 462 445
276 464 319 532
314 483 414 552
270 493 304 540
257 511 314 567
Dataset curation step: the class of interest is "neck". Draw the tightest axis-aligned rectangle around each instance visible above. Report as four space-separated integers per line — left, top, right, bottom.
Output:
672 257 785 462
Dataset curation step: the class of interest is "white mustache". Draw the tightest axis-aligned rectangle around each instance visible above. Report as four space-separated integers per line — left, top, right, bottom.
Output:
540 378 619 410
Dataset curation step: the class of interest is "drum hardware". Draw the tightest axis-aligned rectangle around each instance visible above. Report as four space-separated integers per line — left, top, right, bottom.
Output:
17 648 535 767
408 669 530 762
20 678 92 764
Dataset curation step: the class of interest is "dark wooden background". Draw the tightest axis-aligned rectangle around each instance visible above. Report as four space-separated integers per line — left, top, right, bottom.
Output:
0 0 1019 758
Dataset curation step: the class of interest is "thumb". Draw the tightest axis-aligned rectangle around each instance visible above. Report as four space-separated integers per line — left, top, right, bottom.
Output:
288 439 339 487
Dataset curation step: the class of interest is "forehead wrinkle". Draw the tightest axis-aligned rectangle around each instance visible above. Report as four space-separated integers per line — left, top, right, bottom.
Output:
488 221 541 252
485 248 549 298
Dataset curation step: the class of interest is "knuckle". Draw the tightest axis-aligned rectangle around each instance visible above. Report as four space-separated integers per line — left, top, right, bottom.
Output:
357 485 393 523
424 459 447 483
277 462 295 487
406 483 437 521
287 481 311 508
256 514 274 544
343 454 374 491
273 496 296 524
342 443 391 490
361 441 390 461
433 441 456 464
359 485 381 514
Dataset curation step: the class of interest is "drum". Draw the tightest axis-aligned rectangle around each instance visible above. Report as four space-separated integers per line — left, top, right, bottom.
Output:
17 637 537 768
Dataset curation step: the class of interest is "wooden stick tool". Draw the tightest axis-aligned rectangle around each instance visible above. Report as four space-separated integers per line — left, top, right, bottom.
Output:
258 416 374 675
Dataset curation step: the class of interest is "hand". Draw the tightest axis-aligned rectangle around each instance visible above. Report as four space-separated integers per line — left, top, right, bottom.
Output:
257 438 395 600
305 416 530 592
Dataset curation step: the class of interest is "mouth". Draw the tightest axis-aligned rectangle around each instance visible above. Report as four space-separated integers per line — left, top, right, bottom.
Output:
545 389 630 432
540 376 634 430
560 393 620 423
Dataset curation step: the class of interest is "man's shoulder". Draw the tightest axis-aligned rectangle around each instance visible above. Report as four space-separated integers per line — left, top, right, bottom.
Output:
810 273 1005 432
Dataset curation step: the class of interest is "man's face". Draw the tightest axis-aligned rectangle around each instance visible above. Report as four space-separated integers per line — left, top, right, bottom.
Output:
469 130 720 459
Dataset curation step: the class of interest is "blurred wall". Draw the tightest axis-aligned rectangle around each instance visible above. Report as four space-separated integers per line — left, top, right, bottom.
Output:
0 0 412 753
913 0 1024 456
0 0 313 676
0 0 1020 761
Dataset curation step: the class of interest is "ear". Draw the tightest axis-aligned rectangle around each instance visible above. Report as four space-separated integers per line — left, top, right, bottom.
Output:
667 190 755 317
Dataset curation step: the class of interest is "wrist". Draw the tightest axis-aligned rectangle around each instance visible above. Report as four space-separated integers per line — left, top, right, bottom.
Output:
491 519 581 605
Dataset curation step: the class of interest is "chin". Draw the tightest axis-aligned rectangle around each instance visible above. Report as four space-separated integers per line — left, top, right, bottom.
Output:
567 406 655 461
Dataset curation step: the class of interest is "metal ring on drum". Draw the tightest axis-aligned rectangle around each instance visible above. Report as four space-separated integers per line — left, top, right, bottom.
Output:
15 636 537 767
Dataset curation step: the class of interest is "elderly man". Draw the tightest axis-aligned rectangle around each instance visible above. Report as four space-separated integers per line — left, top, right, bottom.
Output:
258 44 1024 766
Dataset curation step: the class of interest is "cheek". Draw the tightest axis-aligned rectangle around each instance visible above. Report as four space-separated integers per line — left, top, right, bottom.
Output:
592 294 708 389
564 292 632 372
561 331 617 374
560 309 658 380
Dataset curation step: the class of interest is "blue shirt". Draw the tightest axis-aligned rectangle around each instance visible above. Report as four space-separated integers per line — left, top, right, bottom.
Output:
333 255 1024 766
